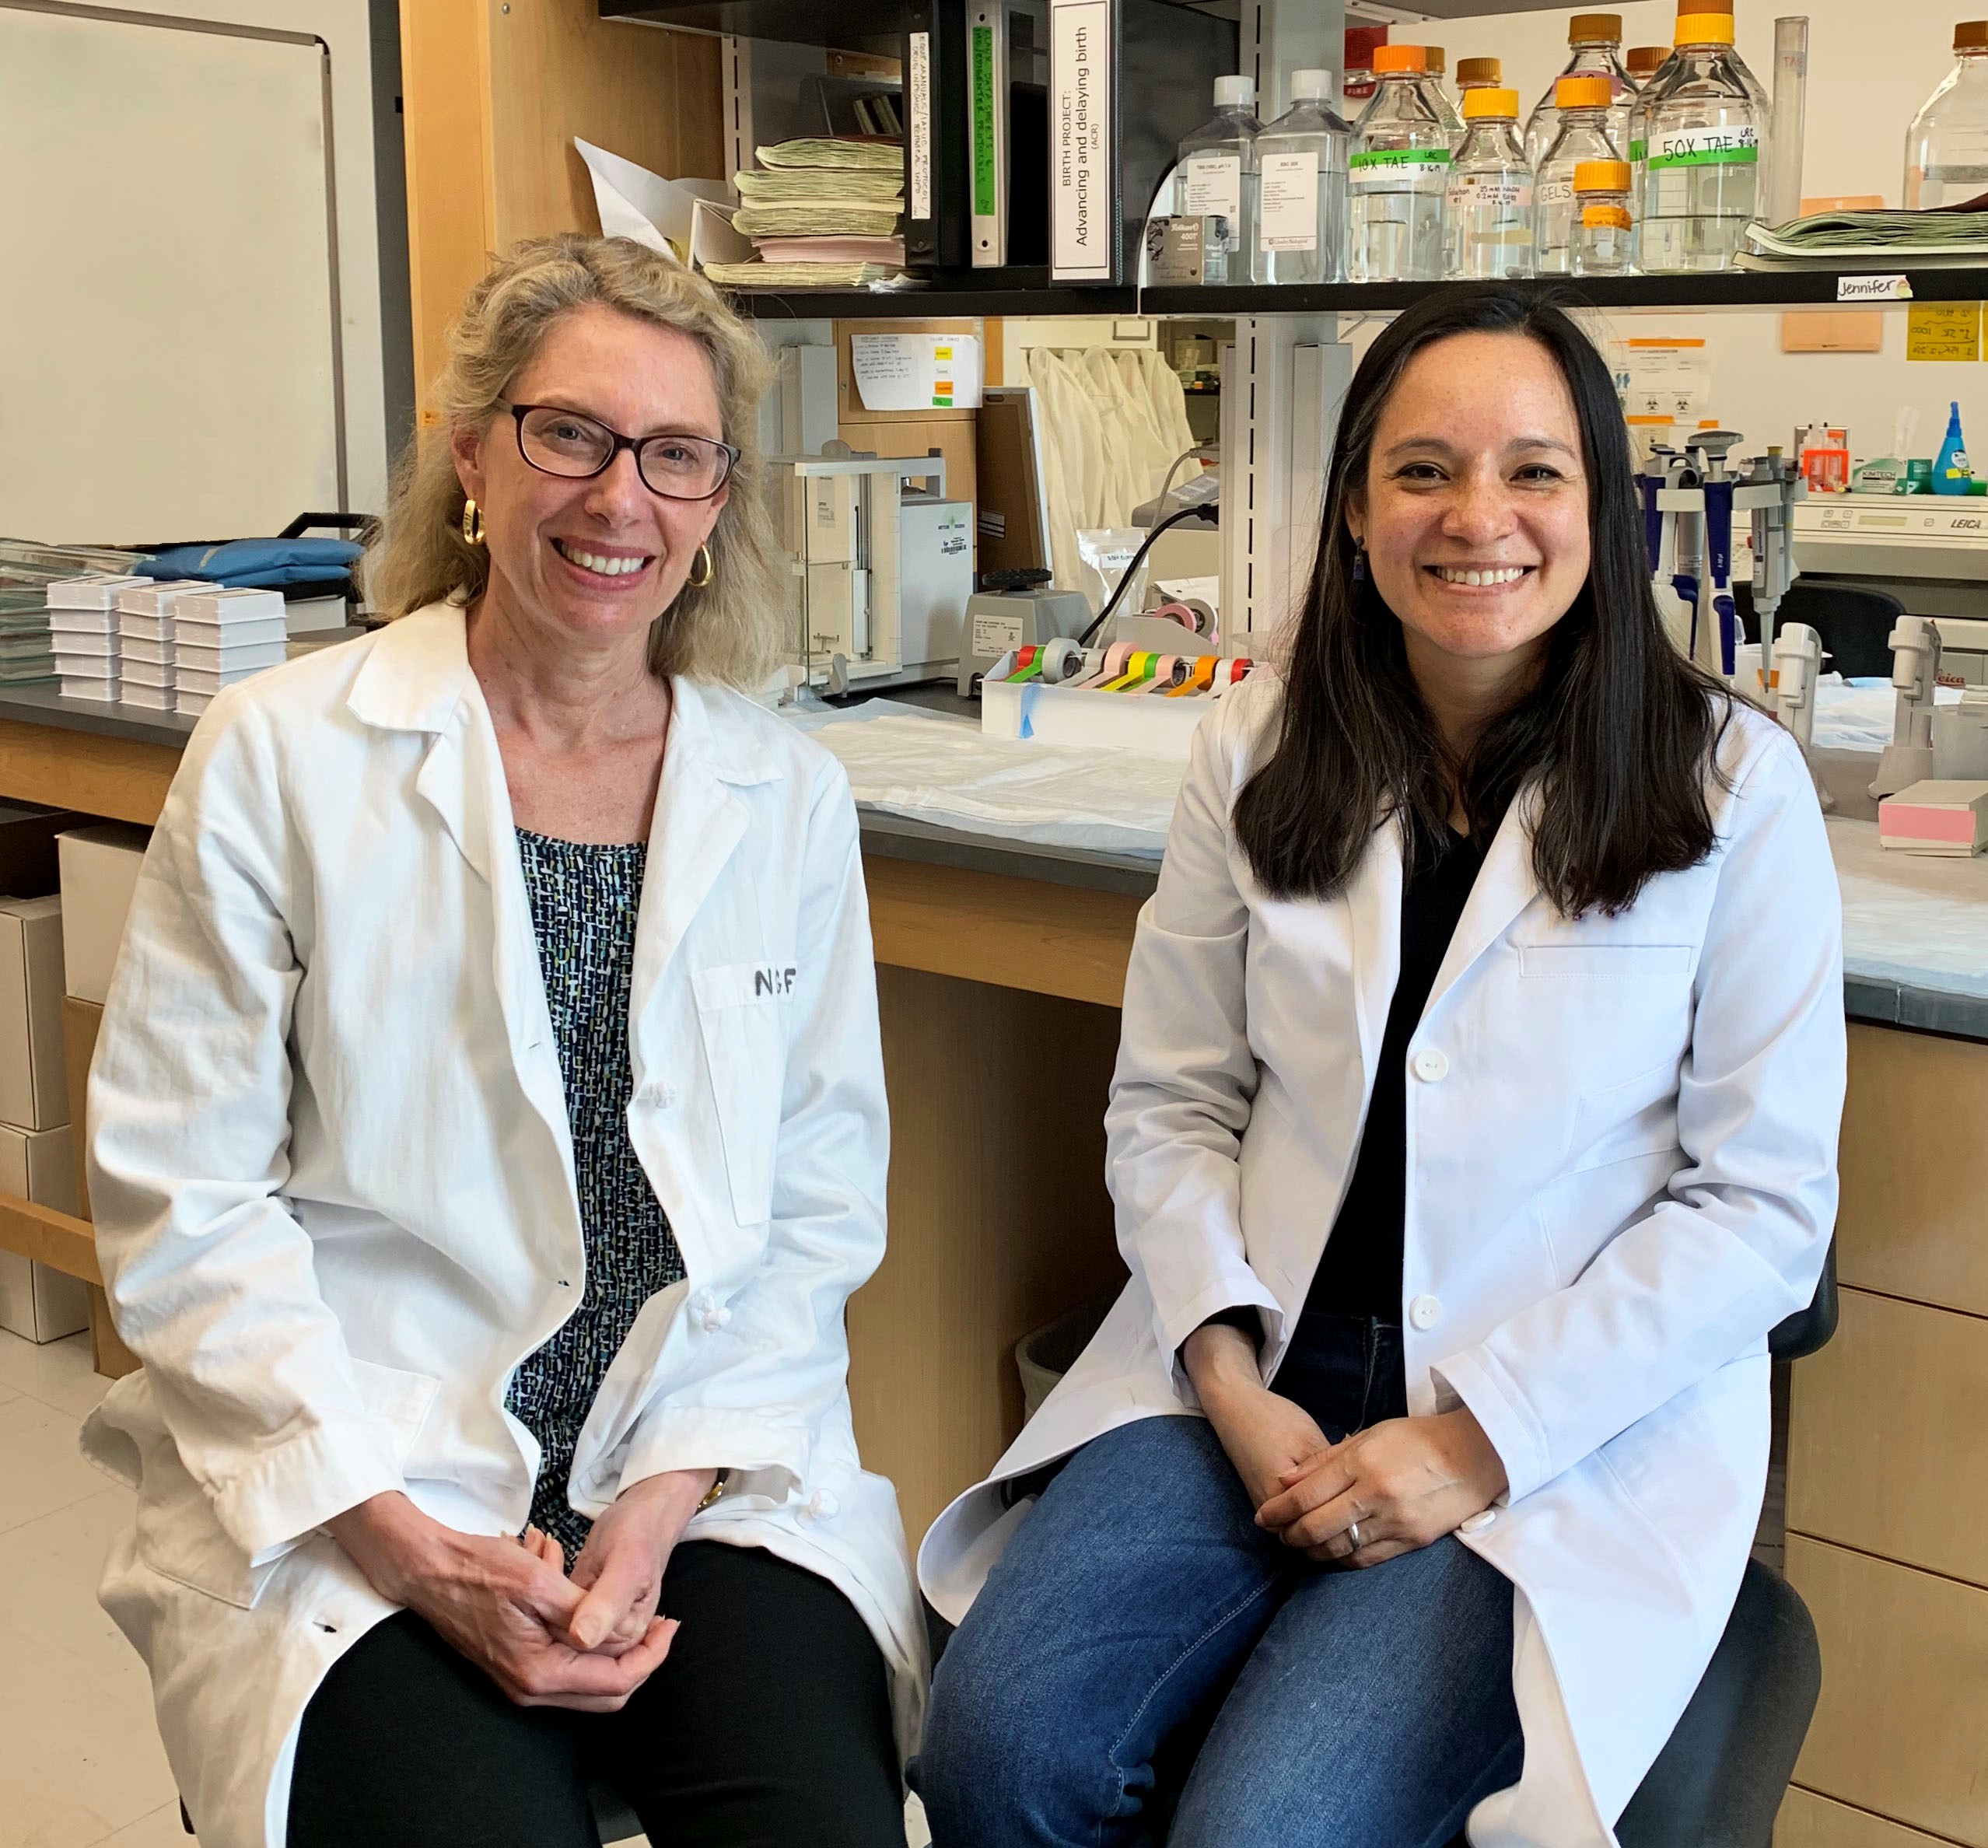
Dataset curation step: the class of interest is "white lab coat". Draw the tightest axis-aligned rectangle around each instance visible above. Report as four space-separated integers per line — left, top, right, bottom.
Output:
920 676 1845 1848
79 606 926 1848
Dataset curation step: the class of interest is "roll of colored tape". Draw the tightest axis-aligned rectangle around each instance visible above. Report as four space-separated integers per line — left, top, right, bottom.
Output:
1165 654 1220 696
1071 641 1132 690
1134 654 1190 695
1003 644 1043 682
1146 601 1199 632
1041 637 1090 684
1101 649 1158 692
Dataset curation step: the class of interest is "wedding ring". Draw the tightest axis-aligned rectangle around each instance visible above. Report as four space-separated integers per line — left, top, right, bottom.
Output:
1347 1520 1363 1552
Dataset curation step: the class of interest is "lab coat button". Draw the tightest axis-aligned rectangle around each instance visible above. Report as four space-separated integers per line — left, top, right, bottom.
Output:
1412 1048 1451 1083
802 1489 838 1521
1408 1293 1442 1331
639 1081 677 1109
700 1304 732 1332
1458 1510 1497 1535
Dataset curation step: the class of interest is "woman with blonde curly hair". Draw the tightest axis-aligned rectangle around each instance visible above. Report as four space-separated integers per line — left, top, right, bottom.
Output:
80 233 922 1848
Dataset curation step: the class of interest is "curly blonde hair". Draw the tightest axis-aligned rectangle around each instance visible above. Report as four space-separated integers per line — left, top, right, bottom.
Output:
364 234 784 687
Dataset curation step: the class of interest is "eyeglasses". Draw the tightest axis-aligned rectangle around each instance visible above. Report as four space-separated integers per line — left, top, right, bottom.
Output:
503 402 740 501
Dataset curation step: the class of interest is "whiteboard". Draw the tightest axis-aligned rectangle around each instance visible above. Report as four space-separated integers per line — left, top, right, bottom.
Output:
0 6 341 544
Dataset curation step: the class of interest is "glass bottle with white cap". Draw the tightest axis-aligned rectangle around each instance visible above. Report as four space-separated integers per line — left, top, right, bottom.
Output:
1255 71 1352 285
1177 76 1263 285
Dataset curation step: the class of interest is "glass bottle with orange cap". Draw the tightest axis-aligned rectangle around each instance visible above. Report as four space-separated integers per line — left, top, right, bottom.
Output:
1905 21 1988 211
1536 75 1626 275
1524 13 1636 171
1349 45 1451 282
1629 1 1770 227
1446 89 1535 279
1571 160 1636 275
1419 47 1466 146
1639 9 1763 271
1455 56 1504 101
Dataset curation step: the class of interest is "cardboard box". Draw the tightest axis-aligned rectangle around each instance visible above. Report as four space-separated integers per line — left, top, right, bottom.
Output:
0 1121 86 1342
57 824 150 1006
0 896 68 1129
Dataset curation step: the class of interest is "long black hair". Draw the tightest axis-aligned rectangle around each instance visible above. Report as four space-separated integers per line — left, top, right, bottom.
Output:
1232 285 1731 917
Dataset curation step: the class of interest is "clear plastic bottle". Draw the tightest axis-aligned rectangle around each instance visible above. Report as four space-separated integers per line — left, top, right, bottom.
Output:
1639 13 1762 273
1524 13 1636 171
1178 76 1262 285
1572 159 1636 274
1905 21 1988 210
1422 47 1467 147
1446 89 1535 278
1536 77 1624 275
1255 70 1352 285
1350 45 1453 282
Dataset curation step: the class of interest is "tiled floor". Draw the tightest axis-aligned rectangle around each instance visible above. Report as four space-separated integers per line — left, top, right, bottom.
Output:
0 1328 933 1848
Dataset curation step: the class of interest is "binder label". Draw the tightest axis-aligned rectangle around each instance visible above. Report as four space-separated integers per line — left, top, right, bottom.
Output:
1051 0 1114 281
971 24 998 218
908 31 932 221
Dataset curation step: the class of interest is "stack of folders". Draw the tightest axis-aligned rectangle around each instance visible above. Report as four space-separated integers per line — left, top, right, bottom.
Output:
704 139 907 289
0 590 56 686
173 588 289 717
116 579 211 712
50 576 149 702
1739 208 1988 268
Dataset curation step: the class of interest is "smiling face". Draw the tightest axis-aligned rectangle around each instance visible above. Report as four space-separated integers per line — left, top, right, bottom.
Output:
452 301 728 655
1346 329 1591 676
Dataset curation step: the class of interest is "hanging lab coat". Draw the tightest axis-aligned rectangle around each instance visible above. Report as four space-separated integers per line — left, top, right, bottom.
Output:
920 675 1844 1848
79 605 926 1848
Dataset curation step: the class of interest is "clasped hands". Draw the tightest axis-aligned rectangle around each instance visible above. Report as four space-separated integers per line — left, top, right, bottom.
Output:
1183 1321 1508 1566
327 1467 715 1711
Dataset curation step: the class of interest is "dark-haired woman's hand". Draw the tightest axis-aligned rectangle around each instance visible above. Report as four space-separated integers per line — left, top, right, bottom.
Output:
1251 1409 1509 1566
1183 1319 1336 1510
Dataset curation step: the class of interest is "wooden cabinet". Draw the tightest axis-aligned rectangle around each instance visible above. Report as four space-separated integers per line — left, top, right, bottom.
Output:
1782 1024 1988 1845
400 0 723 429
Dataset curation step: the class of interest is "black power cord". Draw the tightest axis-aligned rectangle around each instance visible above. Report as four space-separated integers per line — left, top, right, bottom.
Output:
1077 504 1219 647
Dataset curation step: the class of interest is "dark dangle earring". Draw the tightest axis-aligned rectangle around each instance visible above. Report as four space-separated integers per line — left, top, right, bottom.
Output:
1351 540 1369 585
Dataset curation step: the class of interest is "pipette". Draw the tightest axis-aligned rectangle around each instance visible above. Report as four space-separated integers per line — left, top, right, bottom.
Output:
1870 614 1944 798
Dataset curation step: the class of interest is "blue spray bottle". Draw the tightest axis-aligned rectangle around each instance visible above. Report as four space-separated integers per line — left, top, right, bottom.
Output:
1934 401 1972 494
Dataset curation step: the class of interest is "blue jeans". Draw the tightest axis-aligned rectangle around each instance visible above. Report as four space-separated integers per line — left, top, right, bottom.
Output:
916 1314 1522 1848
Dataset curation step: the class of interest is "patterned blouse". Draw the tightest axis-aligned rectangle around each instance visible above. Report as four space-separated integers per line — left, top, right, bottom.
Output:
506 828 686 1562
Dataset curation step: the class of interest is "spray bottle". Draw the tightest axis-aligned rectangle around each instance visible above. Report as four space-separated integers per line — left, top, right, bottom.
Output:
1934 401 1973 495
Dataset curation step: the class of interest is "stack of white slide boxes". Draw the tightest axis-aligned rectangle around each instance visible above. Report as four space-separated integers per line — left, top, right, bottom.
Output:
50 576 148 702
0 805 86 1343
174 588 289 717
117 579 211 712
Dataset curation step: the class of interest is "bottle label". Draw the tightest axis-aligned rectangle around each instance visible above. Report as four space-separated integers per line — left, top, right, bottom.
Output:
1349 147 1452 191
1537 177 1576 205
1445 176 1532 212
1258 152 1322 250
1183 153 1244 222
1629 138 1647 163
1581 202 1633 229
1647 126 1759 168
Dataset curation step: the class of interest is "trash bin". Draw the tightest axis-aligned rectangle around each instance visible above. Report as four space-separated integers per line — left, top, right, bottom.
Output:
1015 1290 1119 1422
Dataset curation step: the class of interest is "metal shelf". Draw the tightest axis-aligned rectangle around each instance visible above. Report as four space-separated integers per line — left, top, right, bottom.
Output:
725 268 1988 321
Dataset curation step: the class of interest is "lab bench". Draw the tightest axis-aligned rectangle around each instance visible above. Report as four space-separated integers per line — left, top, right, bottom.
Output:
0 691 1983 1848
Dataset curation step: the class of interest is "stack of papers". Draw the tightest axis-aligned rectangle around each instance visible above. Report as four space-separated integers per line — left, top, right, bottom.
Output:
49 576 147 701
173 587 289 716
703 138 908 290
1740 208 1988 268
116 579 208 712
0 590 54 686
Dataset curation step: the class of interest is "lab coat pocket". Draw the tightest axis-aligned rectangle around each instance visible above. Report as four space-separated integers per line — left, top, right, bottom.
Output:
1566 1056 1683 1172
692 964 790 1227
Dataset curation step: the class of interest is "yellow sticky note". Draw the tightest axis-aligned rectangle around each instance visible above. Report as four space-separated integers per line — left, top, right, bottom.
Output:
933 345 953 360
1907 301 1983 362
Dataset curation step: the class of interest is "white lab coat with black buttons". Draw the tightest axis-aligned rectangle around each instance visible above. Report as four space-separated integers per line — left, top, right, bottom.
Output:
919 674 1844 1848
79 605 925 1848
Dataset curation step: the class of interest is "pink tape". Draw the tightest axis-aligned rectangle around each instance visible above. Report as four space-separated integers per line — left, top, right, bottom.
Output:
1069 641 1132 691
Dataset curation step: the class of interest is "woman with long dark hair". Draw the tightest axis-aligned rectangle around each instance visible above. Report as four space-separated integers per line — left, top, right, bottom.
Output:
914 286 1844 1848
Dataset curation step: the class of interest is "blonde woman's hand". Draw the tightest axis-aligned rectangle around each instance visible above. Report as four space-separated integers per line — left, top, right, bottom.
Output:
565 1468 716 1654
1251 1409 1509 1566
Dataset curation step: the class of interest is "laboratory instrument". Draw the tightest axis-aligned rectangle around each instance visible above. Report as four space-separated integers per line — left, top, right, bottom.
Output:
957 572 1094 697
1420 47 1466 146
1537 77 1626 274
1904 20 1988 211
1178 77 1262 286
1638 12 1764 274
1935 401 1975 495
775 452 972 693
1765 16 1808 230
1734 445 1806 699
1643 429 1748 675
1255 70 1351 285
1773 621 1825 753
1571 159 1636 275
1524 12 1636 170
1447 89 1535 279
1871 615 1944 797
1350 45 1453 282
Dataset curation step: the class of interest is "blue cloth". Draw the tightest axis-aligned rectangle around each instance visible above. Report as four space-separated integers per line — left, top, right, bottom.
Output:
138 537 360 587
915 1314 1521 1848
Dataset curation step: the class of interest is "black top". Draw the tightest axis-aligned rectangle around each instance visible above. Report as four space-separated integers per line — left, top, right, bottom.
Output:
506 828 687 1563
1297 815 1497 1327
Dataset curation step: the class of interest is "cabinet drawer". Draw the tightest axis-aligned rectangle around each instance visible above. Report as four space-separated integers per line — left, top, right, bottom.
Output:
1778 1787 1958 1848
1788 1535 1988 1846
1838 1026 1988 1318
1789 1287 1988 1587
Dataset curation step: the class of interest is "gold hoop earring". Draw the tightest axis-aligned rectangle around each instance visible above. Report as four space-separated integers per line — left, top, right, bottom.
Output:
685 542 714 589
461 499 485 546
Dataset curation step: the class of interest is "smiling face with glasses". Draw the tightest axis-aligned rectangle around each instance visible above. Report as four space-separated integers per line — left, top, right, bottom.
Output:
450 302 733 660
